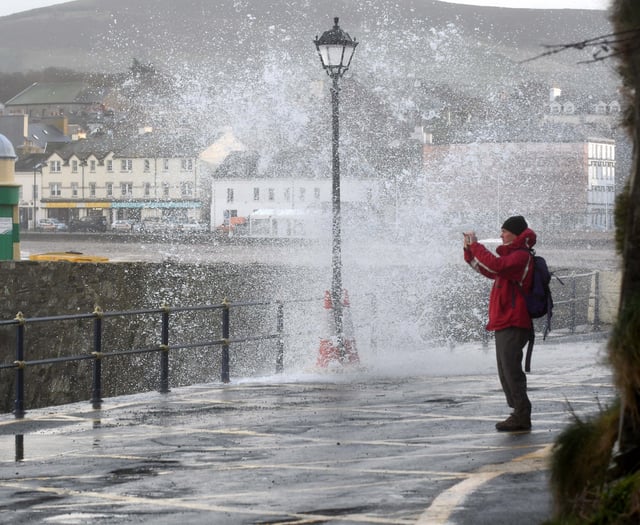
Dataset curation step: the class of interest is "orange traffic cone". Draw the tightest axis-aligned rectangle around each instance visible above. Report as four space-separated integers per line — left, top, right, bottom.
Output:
342 289 360 365
316 290 339 367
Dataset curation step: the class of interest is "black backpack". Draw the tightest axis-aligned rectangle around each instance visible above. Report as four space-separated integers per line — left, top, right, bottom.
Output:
524 254 553 322
515 250 563 372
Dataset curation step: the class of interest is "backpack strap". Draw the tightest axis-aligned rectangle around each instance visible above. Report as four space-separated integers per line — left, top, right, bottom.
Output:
513 249 534 372
525 328 534 373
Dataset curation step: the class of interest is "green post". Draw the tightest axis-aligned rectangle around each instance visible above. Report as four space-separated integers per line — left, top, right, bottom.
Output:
0 134 20 261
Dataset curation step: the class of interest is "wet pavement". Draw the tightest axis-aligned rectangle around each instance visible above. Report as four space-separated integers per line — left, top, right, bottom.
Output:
0 339 614 524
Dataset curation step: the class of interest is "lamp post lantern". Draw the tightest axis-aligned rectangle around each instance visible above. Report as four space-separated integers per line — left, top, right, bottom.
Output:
314 17 358 361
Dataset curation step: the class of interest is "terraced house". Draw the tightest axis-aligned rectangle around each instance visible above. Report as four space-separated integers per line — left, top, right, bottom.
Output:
15 131 205 229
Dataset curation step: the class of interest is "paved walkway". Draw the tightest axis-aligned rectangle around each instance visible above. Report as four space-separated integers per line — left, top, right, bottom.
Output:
0 340 614 524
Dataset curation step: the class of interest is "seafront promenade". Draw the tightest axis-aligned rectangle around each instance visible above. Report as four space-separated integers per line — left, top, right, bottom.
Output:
0 339 613 524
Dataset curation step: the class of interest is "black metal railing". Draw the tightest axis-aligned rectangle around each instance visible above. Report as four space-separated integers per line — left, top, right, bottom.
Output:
0 298 307 418
0 270 609 419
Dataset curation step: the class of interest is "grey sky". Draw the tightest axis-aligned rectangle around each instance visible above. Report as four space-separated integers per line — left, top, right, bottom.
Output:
0 0 610 18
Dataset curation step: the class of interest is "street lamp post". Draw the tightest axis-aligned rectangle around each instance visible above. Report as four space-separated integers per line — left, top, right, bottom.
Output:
314 17 358 361
81 159 87 199
32 162 46 230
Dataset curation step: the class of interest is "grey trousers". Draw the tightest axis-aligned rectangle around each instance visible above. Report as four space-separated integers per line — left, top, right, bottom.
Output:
495 327 532 420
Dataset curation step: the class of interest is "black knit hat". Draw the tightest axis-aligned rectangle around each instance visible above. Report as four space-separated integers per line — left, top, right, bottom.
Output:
501 215 528 236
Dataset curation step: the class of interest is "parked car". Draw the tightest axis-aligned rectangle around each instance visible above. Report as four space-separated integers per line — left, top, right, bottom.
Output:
140 218 165 233
51 219 68 231
69 215 108 232
111 219 135 232
179 221 208 233
37 218 68 232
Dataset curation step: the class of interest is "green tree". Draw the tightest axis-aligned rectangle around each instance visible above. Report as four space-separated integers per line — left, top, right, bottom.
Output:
547 1 640 522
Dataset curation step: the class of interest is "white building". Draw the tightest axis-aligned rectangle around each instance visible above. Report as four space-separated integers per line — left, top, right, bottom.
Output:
586 139 616 230
210 150 381 238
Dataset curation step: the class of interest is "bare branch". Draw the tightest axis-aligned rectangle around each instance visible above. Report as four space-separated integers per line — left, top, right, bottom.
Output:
519 28 640 65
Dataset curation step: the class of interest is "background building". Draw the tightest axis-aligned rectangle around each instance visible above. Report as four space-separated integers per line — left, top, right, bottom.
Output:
422 138 616 232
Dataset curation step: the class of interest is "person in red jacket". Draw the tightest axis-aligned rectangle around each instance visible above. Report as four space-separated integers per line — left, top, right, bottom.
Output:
463 215 535 431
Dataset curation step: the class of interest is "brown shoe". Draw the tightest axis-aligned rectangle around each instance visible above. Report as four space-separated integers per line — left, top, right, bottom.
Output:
495 415 531 432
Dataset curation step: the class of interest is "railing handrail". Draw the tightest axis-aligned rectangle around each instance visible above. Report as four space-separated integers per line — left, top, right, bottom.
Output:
0 298 322 327
1 297 301 418
0 271 604 418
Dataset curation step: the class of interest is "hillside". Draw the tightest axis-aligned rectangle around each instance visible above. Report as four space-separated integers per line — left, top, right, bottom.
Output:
0 0 621 167
0 0 615 95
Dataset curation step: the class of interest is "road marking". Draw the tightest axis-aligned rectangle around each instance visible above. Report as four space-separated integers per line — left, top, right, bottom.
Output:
0 480 417 524
416 444 552 524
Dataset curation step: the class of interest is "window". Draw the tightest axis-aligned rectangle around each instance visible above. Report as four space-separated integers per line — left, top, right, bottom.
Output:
49 183 61 197
299 187 306 201
163 182 170 197
253 187 260 201
181 181 194 196
71 160 78 173
268 188 275 201
144 182 151 196
106 183 113 197
284 188 291 202
121 182 133 196
227 188 234 203
163 159 169 171
144 159 150 172
314 187 321 200
50 160 61 173
89 182 96 197
181 159 193 171
120 159 132 172
71 182 78 197
106 160 113 172
90 160 96 172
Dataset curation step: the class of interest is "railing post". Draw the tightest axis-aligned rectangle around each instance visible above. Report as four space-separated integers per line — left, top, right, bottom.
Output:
275 301 284 374
160 304 170 393
221 298 230 383
570 274 577 334
593 271 601 332
14 312 26 418
15 434 24 461
91 306 103 409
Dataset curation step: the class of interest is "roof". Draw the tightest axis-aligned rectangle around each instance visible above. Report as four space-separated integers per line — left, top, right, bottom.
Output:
49 132 203 162
5 82 107 107
28 122 71 149
0 134 17 159
214 151 260 179
14 152 48 172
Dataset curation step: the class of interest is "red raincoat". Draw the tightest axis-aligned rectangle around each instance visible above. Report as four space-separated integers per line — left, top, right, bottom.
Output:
464 228 536 331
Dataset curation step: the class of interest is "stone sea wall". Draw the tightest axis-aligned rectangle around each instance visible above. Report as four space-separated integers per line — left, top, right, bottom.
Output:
0 260 325 413
0 258 619 414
